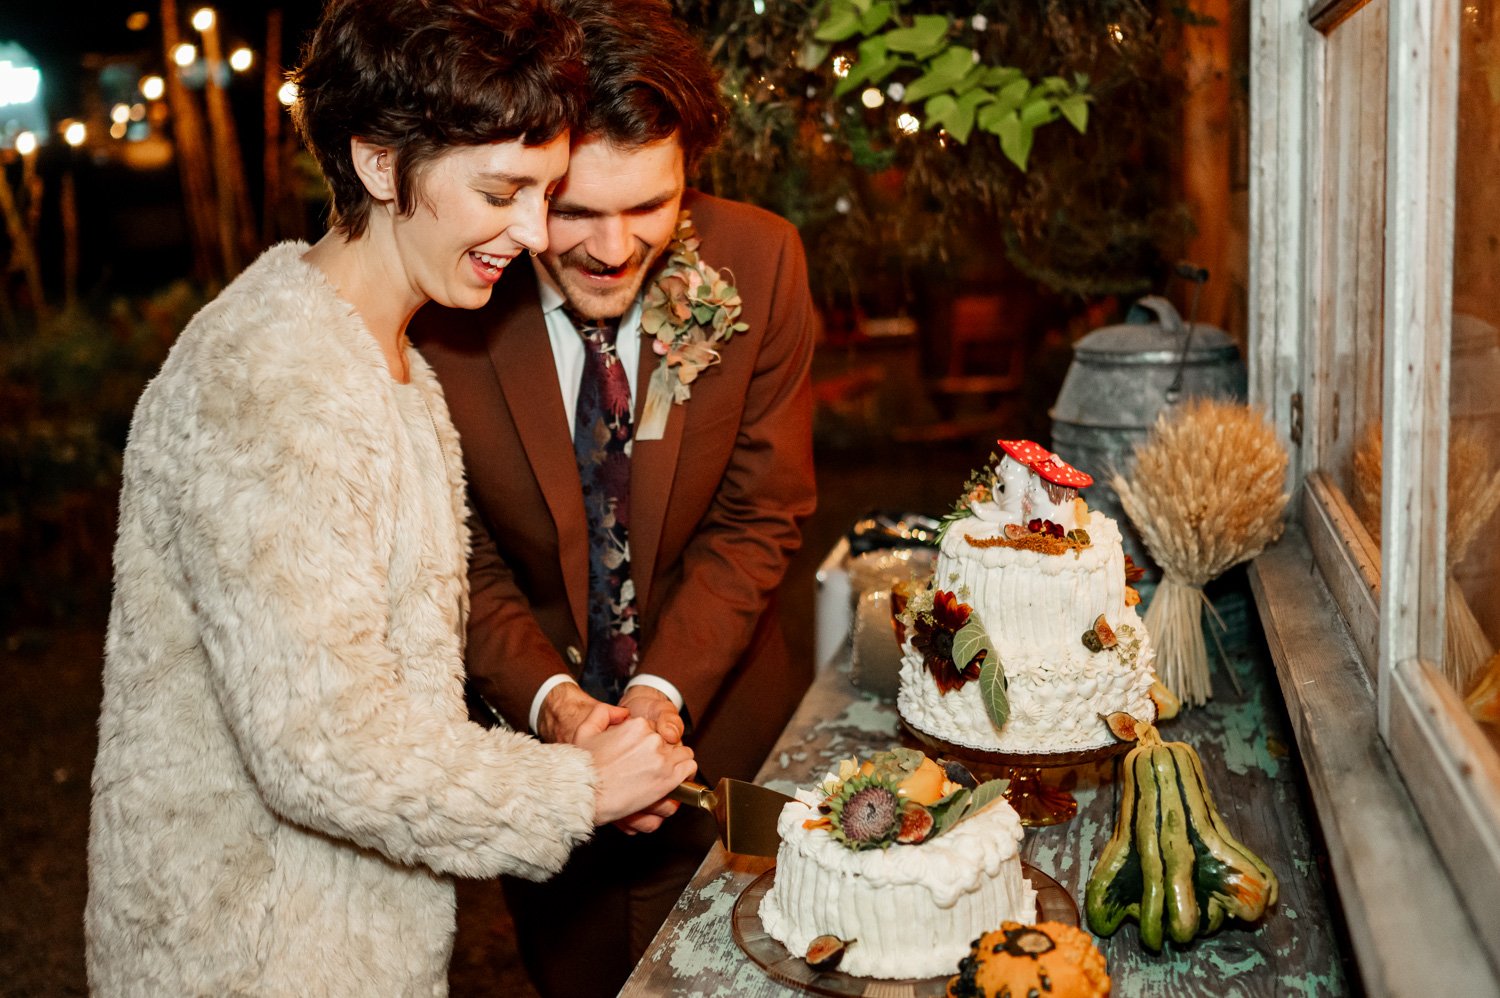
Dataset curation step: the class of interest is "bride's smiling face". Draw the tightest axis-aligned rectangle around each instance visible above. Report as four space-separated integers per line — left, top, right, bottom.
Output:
384 135 571 311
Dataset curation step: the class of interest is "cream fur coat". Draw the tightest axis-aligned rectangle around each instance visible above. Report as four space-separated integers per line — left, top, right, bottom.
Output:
86 243 598 996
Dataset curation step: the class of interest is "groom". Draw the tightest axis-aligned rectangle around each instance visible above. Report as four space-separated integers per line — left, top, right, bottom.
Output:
411 0 817 993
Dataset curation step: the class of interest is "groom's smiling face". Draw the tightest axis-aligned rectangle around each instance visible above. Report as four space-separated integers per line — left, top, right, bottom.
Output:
538 133 686 321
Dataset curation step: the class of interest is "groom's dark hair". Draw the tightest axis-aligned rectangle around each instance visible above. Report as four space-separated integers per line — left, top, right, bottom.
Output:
560 0 726 175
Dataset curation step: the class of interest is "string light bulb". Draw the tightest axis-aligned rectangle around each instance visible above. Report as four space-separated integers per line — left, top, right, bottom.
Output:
860 87 884 109
140 75 165 100
172 43 197 67
897 112 920 134
229 47 253 72
277 80 299 106
63 121 87 146
15 131 37 155
191 8 215 31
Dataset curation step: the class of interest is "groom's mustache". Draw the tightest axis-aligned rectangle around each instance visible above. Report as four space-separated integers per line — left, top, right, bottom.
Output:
559 246 647 276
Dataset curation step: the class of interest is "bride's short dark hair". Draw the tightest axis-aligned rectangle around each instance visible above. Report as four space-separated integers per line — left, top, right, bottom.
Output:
292 0 585 238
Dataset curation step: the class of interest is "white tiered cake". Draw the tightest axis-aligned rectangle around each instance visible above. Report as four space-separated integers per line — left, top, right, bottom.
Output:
897 440 1157 755
758 751 1036 980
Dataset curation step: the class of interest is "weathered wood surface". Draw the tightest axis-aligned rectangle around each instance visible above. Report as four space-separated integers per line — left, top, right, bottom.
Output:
621 592 1346 997
1252 530 1500 996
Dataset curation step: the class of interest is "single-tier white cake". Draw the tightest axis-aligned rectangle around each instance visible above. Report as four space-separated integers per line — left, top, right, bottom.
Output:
897 441 1157 755
759 792 1036 980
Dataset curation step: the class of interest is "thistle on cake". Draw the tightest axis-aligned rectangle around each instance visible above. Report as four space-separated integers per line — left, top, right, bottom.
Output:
801 748 1007 851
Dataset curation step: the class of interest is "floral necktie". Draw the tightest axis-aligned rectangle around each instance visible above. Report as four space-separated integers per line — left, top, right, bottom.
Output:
570 312 638 701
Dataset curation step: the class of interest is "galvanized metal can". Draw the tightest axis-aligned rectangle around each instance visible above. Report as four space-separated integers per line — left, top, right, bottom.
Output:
1050 296 1246 576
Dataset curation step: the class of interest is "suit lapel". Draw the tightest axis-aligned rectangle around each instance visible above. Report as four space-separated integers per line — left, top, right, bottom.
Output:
486 279 591 645
629 339 684 614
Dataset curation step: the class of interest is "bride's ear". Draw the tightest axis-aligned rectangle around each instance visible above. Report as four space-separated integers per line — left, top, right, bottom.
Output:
350 137 397 203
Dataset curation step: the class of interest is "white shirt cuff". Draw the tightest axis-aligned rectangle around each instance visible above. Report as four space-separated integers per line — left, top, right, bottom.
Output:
624 674 684 711
529 675 580 735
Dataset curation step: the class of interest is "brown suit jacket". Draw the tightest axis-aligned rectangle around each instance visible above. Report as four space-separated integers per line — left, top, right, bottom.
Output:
412 191 817 782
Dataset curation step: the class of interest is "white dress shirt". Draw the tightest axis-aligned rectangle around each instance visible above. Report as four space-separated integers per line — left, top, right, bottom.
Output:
527 260 684 733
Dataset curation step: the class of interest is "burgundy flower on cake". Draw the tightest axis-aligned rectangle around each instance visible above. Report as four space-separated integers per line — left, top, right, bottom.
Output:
910 589 985 693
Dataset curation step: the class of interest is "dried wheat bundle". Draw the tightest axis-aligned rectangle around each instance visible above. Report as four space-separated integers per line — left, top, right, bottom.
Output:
1350 423 1500 690
1112 399 1290 706
1465 650 1500 725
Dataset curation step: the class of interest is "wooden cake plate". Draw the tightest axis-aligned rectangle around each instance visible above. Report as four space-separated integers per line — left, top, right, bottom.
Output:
731 863 1076 997
899 721 1143 827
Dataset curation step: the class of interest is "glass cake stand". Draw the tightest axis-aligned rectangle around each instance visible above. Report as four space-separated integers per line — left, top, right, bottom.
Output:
900 722 1139 827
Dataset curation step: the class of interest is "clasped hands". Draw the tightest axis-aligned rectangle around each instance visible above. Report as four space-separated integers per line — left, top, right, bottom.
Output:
539 682 694 834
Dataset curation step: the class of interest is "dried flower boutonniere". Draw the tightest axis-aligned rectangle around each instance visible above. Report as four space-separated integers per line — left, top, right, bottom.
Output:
636 210 747 441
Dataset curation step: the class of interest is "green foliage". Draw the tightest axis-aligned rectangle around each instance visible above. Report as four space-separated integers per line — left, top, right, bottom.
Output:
813 0 1089 169
1 285 205 631
675 0 1195 305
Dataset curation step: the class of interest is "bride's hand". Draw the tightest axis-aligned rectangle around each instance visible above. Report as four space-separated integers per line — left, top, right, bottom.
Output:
573 706 696 827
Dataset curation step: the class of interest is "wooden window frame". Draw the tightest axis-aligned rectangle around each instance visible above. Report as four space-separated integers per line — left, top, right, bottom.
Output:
1250 0 1500 987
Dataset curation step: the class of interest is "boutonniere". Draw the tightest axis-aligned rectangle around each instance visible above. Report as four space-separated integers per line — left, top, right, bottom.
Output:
636 210 747 441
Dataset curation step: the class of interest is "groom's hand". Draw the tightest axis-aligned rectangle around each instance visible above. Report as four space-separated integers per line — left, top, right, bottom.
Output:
618 685 685 744
538 683 625 744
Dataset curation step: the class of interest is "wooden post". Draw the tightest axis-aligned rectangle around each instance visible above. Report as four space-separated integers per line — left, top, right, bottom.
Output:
0 159 47 316
199 9 258 271
161 0 221 284
262 8 283 247
1179 0 1233 336
61 169 78 310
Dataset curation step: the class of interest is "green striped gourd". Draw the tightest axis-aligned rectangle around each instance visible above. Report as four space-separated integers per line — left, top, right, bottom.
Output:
1085 716 1278 951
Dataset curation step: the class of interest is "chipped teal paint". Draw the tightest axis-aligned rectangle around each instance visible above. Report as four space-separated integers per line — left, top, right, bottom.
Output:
1208 695 1282 776
833 696 895 735
1277 972 1333 997
1203 947 1269 976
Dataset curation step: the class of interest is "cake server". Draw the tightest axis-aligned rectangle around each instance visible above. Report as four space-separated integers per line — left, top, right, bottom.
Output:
669 778 793 857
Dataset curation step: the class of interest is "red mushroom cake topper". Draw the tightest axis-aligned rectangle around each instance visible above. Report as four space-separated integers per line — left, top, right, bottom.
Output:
997 439 1094 489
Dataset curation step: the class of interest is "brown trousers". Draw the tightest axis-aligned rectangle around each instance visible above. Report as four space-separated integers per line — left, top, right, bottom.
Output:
501 807 716 998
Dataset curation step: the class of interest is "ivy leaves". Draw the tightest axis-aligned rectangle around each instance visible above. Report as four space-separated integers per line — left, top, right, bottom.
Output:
811 0 1089 169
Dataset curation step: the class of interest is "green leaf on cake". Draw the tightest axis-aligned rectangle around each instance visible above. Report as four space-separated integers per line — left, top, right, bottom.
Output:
931 788 972 834
966 778 1009 816
952 616 989 672
978 647 1010 731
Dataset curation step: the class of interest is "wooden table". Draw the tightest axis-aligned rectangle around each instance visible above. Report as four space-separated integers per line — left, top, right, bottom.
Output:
621 614 1348 997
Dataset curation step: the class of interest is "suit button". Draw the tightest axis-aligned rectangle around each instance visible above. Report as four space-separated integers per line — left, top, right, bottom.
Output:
566 646 583 666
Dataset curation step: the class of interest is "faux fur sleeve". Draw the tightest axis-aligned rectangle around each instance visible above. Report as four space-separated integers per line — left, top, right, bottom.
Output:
164 299 597 881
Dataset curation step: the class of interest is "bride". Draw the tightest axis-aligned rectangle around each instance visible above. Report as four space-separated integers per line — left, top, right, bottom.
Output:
85 1 694 994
